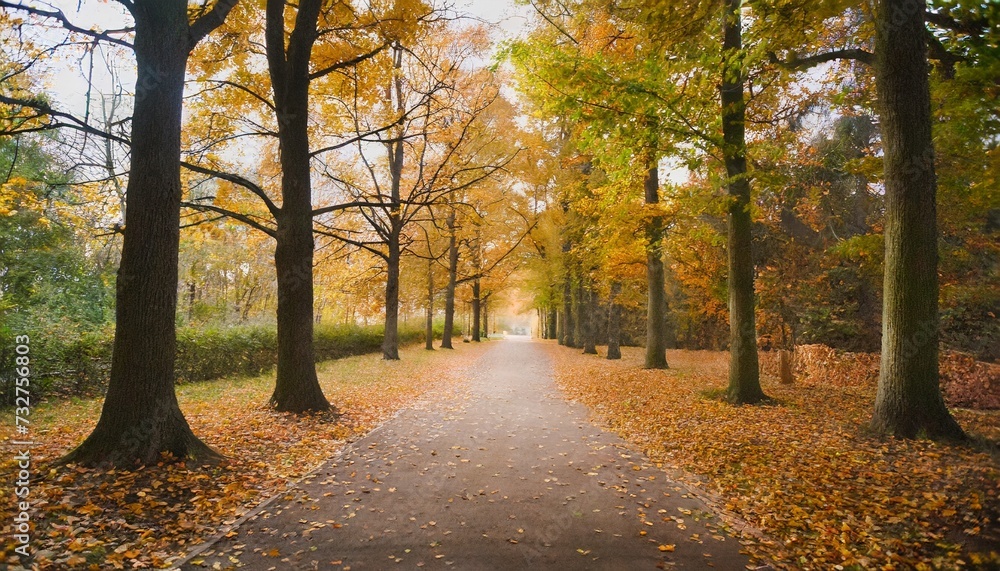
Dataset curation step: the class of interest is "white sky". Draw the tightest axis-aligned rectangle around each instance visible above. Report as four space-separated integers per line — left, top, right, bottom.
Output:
33 0 530 121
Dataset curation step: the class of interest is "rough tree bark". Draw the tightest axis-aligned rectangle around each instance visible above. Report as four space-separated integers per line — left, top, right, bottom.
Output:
471 279 482 342
63 0 238 466
440 210 458 349
266 0 331 411
644 162 669 369
582 284 598 354
870 0 964 439
607 281 622 360
721 0 765 403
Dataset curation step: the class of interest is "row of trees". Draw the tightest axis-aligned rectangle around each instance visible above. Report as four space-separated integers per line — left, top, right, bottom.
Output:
1 0 531 465
511 0 997 438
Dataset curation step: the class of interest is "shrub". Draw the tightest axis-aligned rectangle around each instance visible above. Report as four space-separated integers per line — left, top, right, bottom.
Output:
1 320 459 406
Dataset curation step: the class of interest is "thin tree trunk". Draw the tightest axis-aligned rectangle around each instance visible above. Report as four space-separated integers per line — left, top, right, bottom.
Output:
607 281 622 360
383 233 401 359
556 309 565 345
779 350 794 384
574 279 585 349
266 0 330 412
721 0 765 403
871 0 963 439
562 276 575 347
441 211 458 349
63 0 235 466
471 280 482 342
547 305 558 340
425 258 434 350
644 162 669 369
583 284 598 354
382 46 405 361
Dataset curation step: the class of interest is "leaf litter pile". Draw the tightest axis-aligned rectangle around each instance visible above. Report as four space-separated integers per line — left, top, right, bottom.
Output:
545 344 1000 570
0 343 489 570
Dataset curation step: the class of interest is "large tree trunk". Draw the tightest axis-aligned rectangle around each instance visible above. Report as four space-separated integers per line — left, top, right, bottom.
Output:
266 0 330 412
440 212 458 349
383 233 402 359
870 0 963 440
425 258 434 350
721 0 765 404
63 0 231 466
644 162 669 369
471 280 482 342
607 281 622 360
582 284 598 354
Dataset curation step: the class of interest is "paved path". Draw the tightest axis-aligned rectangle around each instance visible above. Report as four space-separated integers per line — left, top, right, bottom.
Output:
182 339 753 570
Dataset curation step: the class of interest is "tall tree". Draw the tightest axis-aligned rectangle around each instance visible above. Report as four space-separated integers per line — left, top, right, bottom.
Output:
262 0 331 412
720 0 765 403
23 0 241 465
870 0 963 439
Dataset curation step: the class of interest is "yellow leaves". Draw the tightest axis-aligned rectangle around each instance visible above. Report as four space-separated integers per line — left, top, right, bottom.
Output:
658 543 675 552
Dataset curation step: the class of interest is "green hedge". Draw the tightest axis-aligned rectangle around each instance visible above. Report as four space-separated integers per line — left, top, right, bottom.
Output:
1 321 456 406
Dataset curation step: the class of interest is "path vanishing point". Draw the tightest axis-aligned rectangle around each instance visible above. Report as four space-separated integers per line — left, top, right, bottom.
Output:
181 338 757 570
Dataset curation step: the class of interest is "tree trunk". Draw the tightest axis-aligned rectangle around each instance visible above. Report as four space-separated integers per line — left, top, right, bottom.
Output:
721 0 765 404
582 285 598 354
471 280 482 342
482 298 489 339
187 281 196 321
871 0 963 440
644 162 669 369
574 279 586 349
383 233 402 359
562 276 575 347
63 0 224 466
440 211 458 349
266 0 330 412
556 309 565 345
607 281 622 360
381 45 405 360
547 305 558 340
779 349 794 385
425 258 434 350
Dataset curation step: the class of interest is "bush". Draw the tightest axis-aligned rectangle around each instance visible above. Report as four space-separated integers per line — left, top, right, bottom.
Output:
1 320 458 406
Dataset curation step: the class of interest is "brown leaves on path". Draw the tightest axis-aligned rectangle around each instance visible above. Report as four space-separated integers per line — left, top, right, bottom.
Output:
0 343 490 570
545 343 1000 570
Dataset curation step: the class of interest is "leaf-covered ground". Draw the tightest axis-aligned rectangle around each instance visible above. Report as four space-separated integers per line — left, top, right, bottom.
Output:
545 343 1000 570
0 342 490 570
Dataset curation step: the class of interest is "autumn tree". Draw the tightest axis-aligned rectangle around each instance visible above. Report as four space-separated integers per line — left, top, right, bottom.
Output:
869 0 964 439
0 0 240 465
319 28 515 359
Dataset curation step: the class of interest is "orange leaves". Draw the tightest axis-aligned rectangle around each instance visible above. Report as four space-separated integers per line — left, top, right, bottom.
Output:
546 344 1000 570
0 343 489 569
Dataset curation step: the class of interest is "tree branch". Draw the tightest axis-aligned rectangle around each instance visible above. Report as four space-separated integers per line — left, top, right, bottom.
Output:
180 161 280 217
188 0 241 51
767 48 874 70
